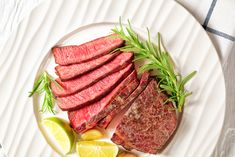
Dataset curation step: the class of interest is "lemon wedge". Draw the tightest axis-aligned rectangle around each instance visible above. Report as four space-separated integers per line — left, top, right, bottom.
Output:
81 129 103 140
76 141 119 157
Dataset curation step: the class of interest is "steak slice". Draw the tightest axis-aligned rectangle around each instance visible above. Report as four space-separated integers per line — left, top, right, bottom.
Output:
53 34 124 65
51 53 133 97
57 64 133 111
111 80 178 154
98 72 150 128
68 70 138 133
55 53 118 80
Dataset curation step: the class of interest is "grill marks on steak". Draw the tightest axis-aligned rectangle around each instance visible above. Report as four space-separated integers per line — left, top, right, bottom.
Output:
51 53 133 97
57 64 133 111
55 53 118 80
98 72 150 128
68 71 138 133
111 80 178 154
53 34 124 65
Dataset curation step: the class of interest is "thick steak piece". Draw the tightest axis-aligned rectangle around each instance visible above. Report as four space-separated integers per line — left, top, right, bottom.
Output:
55 53 118 80
98 72 150 128
57 64 133 111
53 34 124 65
51 53 133 97
111 80 178 154
68 71 138 133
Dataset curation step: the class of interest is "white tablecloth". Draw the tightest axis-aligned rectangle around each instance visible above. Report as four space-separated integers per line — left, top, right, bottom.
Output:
0 0 234 156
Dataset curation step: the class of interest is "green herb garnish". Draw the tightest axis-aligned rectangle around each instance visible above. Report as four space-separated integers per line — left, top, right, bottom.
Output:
29 71 60 114
111 19 196 112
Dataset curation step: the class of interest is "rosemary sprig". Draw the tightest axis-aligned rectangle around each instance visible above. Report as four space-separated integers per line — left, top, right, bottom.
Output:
111 19 196 112
29 71 60 114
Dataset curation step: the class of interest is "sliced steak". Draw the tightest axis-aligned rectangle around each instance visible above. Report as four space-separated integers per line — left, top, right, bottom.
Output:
55 53 118 80
53 34 124 65
51 53 133 97
68 71 138 133
57 64 133 111
98 72 150 128
111 80 178 154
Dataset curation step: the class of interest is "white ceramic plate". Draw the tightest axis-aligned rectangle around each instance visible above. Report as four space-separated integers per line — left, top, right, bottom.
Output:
0 0 225 157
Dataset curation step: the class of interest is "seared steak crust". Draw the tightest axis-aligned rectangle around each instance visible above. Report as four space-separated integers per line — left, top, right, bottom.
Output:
98 72 150 128
112 80 177 154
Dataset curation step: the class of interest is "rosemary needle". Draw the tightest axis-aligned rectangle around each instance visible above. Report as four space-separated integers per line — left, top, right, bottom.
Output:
111 19 196 112
29 71 61 114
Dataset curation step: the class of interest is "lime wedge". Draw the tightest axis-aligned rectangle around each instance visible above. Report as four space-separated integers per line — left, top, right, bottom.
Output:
81 129 103 140
76 141 119 157
42 117 75 155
